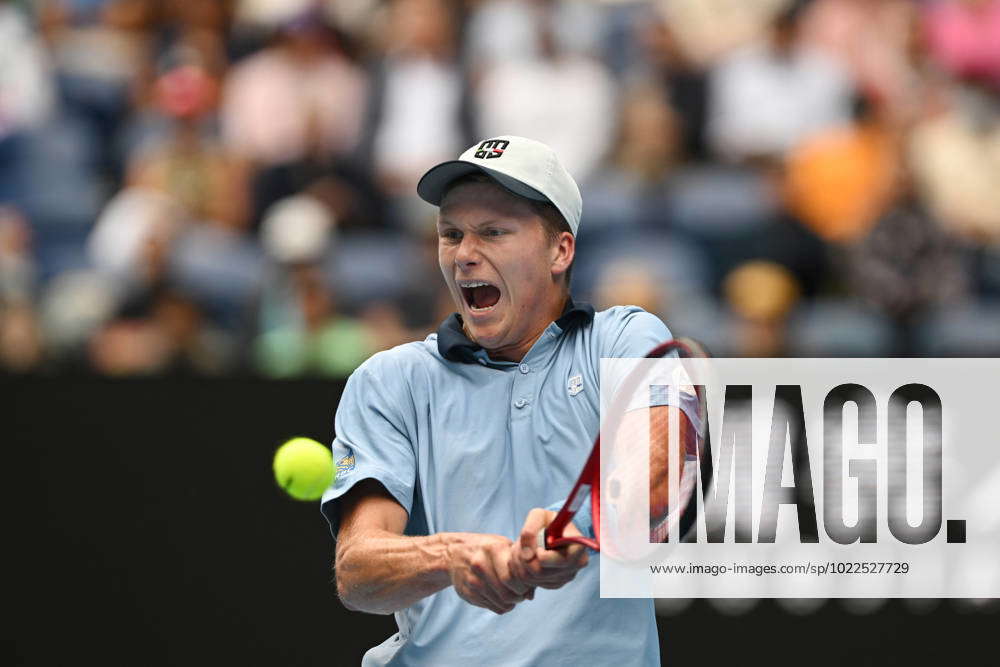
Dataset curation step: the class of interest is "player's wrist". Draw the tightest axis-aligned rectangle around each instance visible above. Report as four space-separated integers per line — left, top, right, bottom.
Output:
435 532 465 577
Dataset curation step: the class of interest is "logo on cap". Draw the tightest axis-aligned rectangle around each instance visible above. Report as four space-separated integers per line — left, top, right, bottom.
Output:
474 139 509 159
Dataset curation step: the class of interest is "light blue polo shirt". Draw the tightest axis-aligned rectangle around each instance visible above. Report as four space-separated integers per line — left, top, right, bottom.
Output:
321 303 673 666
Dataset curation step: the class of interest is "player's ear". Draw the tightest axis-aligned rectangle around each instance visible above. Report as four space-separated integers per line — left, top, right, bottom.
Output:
550 231 574 278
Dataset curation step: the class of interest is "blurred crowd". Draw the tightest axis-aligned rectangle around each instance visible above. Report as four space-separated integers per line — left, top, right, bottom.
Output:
1 0 999 376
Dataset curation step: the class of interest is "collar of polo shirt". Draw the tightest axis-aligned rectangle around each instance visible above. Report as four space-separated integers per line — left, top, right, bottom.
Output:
437 299 595 364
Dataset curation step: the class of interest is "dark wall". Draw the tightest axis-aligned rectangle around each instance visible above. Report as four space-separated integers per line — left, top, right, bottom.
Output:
9 377 395 666
7 378 995 666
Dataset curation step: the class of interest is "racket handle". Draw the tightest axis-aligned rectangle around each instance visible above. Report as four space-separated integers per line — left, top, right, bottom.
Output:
538 528 600 551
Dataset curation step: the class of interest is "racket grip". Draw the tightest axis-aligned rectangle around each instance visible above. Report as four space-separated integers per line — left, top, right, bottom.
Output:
537 527 548 550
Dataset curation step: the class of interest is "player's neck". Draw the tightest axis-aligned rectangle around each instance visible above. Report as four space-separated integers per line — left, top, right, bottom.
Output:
480 293 569 363
485 333 543 363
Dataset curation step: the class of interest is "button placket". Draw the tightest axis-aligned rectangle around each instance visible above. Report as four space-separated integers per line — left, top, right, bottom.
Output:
512 361 534 412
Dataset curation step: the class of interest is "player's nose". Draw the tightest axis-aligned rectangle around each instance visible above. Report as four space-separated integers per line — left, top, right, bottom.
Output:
454 235 481 269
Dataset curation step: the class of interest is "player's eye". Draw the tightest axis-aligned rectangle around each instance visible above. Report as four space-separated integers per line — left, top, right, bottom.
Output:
440 229 462 243
484 228 506 238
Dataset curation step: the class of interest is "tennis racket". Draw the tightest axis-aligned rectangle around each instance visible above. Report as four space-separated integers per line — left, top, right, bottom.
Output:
540 337 713 555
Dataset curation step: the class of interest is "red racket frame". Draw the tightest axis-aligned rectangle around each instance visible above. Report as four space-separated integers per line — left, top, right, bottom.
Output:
540 338 704 551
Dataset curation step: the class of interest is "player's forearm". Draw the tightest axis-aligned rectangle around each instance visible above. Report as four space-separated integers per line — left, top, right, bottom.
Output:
335 530 455 614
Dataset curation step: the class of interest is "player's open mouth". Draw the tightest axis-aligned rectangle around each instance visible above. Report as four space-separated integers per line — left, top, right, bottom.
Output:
459 280 501 312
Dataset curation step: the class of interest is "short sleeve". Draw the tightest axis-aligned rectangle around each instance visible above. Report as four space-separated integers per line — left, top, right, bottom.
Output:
320 357 416 537
598 305 702 432
601 306 671 360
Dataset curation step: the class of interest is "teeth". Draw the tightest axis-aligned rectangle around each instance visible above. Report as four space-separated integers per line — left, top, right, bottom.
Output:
459 279 498 312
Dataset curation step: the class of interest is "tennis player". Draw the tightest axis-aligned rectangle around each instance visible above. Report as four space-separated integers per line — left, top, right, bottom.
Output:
323 136 690 665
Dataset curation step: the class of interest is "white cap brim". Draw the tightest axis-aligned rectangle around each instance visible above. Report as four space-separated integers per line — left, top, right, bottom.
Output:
417 160 549 206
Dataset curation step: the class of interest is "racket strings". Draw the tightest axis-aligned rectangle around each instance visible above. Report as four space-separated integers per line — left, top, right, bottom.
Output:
604 351 709 552
546 338 712 555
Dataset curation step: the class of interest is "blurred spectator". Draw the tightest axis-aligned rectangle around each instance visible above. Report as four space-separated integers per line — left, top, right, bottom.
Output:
574 233 714 337
165 0 232 37
238 22 387 235
88 316 169 375
84 185 241 373
659 157 832 303
363 299 419 350
221 3 383 231
784 103 900 242
254 264 374 378
360 0 472 216
37 0 156 176
89 284 236 375
259 194 334 265
254 194 374 377
582 243 735 356
251 149 388 233
235 0 313 30
635 6 711 162
474 1 615 181
908 83 1000 243
168 223 264 328
609 83 682 181
234 0 379 42
582 83 680 233
39 269 120 364
843 196 969 323
129 60 250 231
0 2 54 218
723 260 801 357
465 0 604 71
592 259 668 316
654 0 791 68
0 2 56 143
13 113 107 278
923 0 1000 90
0 302 45 372
799 0 922 123
0 206 44 373
0 207 37 303
87 187 180 285
707 6 854 162
327 226 444 340
118 46 265 329
221 8 367 167
119 11 229 155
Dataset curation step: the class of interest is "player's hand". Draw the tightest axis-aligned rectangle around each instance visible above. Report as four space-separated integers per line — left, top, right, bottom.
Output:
510 508 590 590
445 533 533 615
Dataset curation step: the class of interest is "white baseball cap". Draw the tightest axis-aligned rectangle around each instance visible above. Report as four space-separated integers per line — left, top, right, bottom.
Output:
417 135 583 235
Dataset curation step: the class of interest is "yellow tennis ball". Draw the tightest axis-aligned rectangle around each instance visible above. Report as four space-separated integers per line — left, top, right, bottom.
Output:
273 437 335 501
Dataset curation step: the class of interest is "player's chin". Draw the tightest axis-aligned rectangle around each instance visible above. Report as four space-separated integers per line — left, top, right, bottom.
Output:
465 323 501 349
464 316 508 350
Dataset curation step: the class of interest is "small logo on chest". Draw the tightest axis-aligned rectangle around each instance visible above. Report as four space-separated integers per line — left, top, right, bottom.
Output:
567 374 584 397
